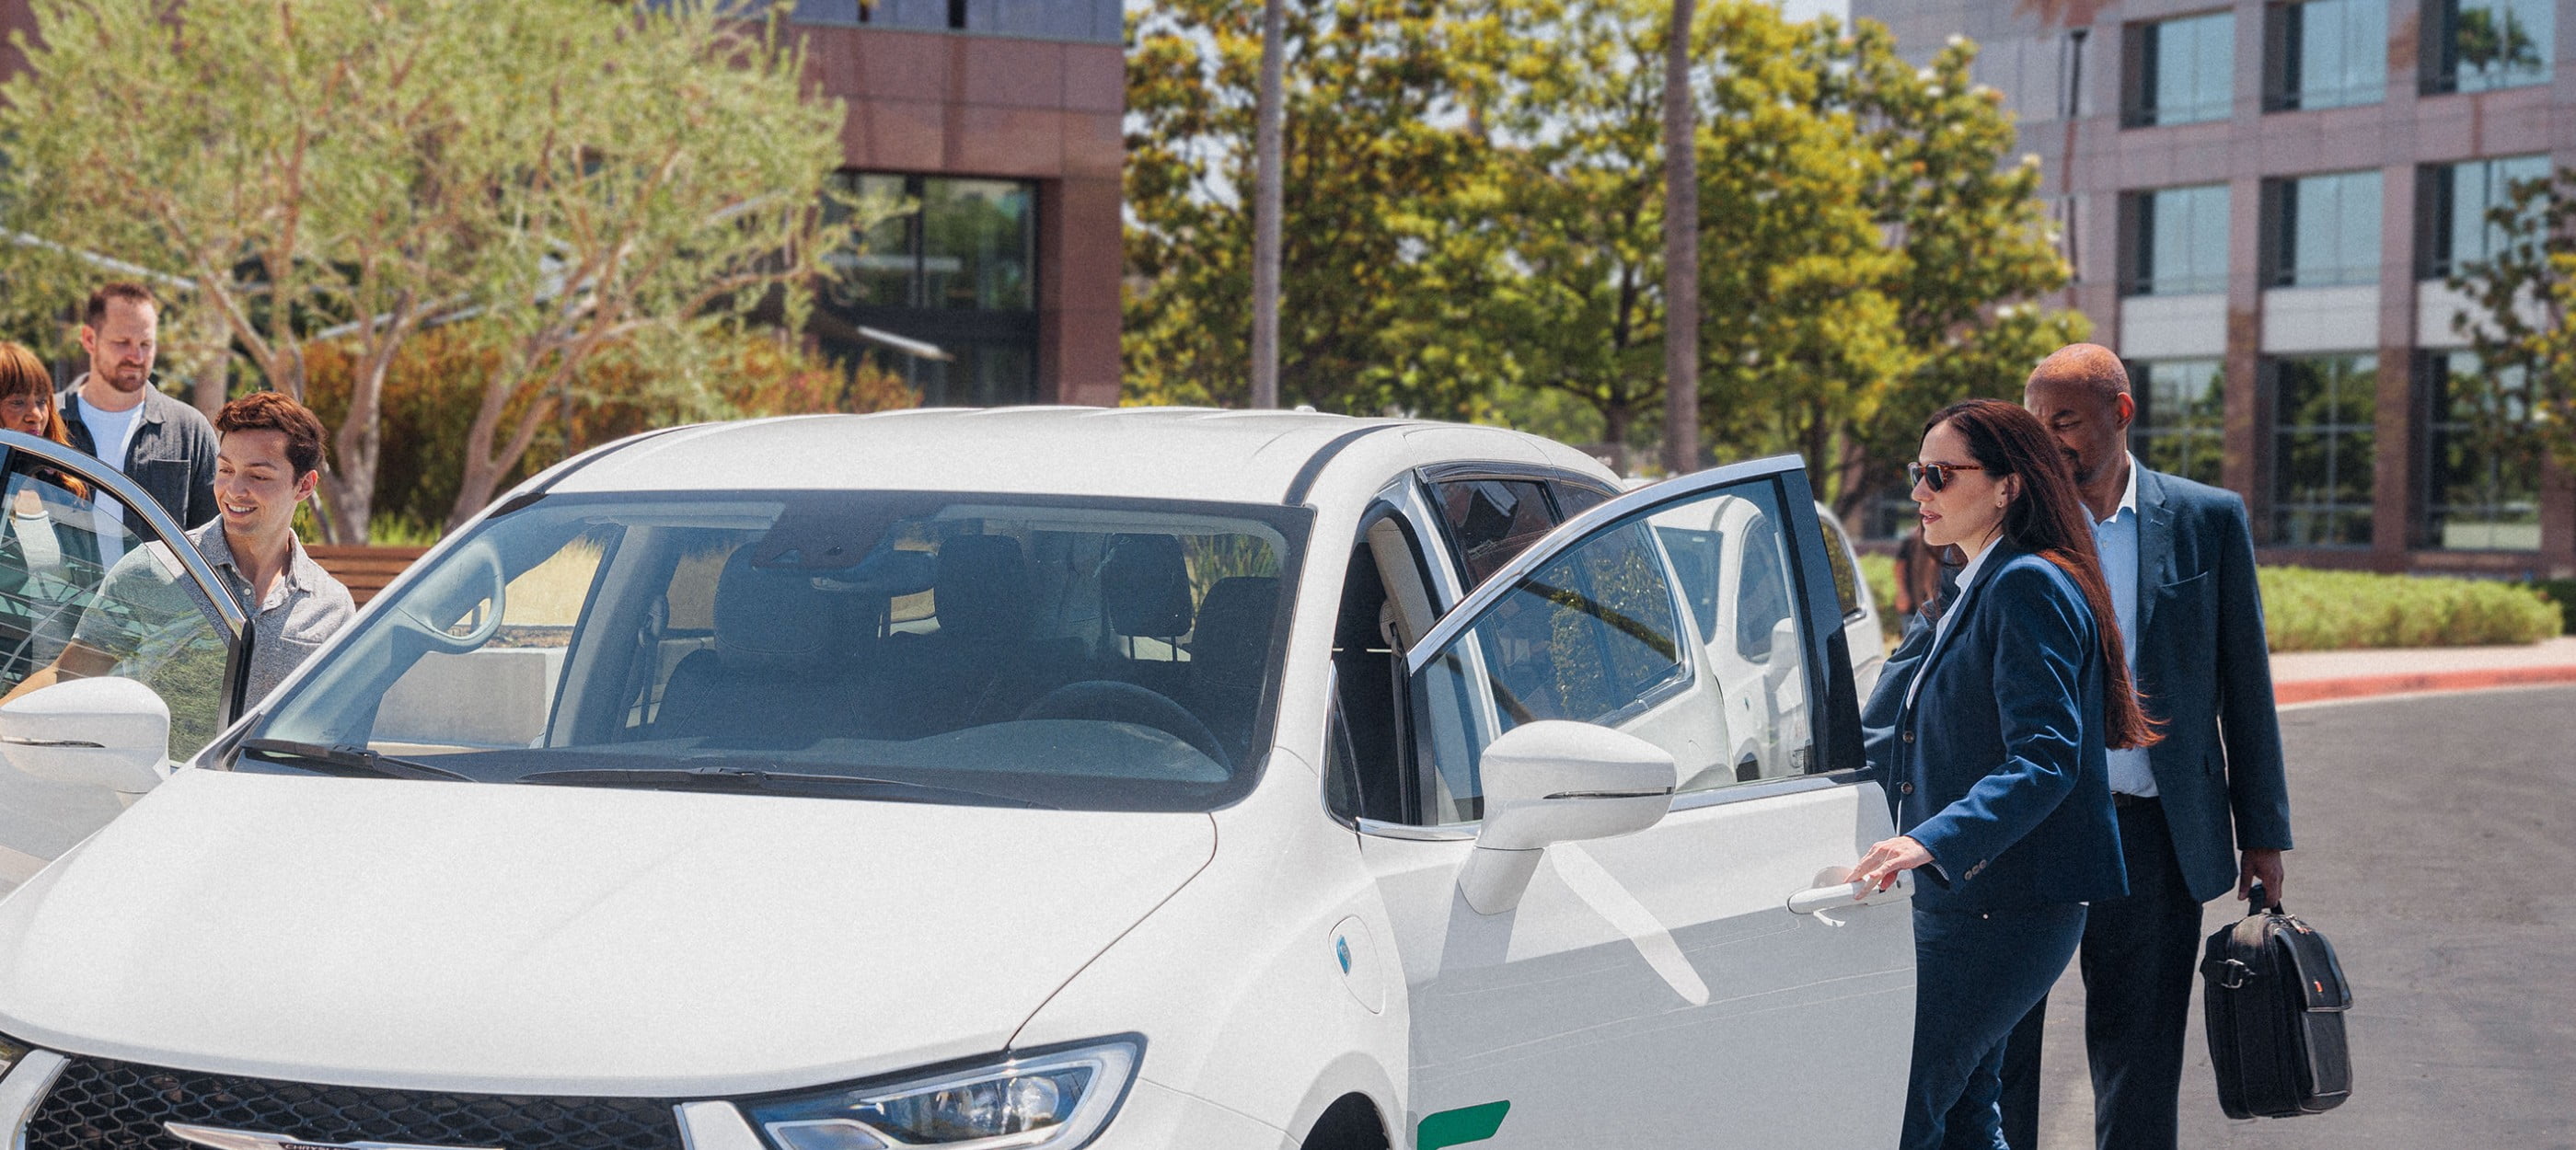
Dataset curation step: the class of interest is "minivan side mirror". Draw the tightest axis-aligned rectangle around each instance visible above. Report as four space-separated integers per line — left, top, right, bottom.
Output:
1460 720 1677 914
0 676 173 795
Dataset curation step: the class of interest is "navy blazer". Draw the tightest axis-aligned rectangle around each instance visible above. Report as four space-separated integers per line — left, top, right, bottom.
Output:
1868 545 2127 913
2128 468 2293 902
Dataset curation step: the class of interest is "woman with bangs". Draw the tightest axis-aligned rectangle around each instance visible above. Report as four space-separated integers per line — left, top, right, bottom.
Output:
0 340 102 681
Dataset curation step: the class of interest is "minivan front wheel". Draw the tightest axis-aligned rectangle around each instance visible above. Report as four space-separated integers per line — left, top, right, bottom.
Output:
1300 1093 1391 1150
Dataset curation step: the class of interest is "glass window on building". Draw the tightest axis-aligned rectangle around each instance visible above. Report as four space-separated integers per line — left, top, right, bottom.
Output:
819 172 1041 408
2127 183 2232 295
2127 11 2236 127
2131 359 2229 486
2269 170 2382 288
798 0 1123 43
2422 154 2552 279
2268 0 2387 110
2424 351 2540 550
921 179 1036 313
2270 353 2378 546
2426 0 2553 93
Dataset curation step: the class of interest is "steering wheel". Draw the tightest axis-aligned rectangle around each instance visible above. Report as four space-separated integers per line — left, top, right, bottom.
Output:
396 545 507 654
1016 680 1230 769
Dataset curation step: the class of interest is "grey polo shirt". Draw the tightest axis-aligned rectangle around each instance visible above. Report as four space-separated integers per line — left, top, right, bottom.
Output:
76 522 355 707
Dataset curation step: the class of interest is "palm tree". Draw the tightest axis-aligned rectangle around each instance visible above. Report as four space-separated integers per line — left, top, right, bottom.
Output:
1661 0 1698 475
1252 0 1287 408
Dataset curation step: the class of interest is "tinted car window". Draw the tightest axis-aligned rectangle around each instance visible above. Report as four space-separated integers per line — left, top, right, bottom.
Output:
1550 480 1614 519
1411 520 1687 822
1430 479 1556 585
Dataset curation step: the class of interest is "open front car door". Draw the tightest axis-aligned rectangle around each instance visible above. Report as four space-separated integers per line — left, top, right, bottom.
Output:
0 430 243 892
1363 455 1913 1147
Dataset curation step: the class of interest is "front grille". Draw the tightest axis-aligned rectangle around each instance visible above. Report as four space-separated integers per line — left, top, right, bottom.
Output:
24 1056 684 1150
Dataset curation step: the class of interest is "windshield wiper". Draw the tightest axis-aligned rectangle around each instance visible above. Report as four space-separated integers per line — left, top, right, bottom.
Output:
512 765 1054 809
237 738 474 782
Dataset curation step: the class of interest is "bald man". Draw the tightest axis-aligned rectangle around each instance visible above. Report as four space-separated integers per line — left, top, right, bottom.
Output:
1978 345 2293 1150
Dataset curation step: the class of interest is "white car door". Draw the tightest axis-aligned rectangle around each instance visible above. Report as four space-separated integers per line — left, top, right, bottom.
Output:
0 431 244 891
1362 455 1912 1149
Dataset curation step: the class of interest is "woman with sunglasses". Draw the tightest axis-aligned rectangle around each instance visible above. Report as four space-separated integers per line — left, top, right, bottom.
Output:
1848 398 2159 1149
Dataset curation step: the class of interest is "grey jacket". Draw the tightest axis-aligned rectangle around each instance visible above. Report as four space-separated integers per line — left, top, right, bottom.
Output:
56 378 219 532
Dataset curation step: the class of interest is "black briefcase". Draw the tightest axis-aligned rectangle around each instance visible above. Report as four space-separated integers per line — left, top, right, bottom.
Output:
2201 880 2353 1119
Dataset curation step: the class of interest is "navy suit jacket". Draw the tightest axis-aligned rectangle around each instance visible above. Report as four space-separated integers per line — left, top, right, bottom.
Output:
2127 467 2293 902
1866 546 2127 913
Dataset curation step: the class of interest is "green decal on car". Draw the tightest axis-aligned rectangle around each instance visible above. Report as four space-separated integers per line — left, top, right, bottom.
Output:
1417 1100 1509 1149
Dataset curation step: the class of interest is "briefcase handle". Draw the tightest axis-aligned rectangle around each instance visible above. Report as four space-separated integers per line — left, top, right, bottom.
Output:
2247 879 2281 914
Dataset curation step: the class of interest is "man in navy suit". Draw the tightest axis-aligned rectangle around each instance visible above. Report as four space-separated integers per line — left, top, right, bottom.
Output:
1989 345 2296 1150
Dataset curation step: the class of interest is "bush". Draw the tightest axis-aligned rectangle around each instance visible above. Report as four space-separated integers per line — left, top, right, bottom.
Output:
2521 579 2576 634
1857 552 1905 642
2258 567 2562 652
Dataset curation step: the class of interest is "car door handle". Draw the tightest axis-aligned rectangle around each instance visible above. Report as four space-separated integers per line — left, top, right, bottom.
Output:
1786 877 1911 915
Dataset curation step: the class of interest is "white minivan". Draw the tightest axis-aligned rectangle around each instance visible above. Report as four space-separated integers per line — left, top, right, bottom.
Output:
0 410 1914 1150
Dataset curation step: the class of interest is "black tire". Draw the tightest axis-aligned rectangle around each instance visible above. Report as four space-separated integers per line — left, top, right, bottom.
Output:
1300 1095 1391 1150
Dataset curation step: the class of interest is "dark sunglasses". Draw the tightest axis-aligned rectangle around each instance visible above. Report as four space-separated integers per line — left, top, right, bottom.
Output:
1907 462 1986 492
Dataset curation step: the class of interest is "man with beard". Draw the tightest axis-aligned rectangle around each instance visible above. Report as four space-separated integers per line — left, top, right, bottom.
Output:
58 283 219 551
1974 344 2294 1150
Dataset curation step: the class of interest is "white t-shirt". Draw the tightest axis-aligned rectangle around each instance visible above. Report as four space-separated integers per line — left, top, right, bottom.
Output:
75 394 144 568
77 394 144 470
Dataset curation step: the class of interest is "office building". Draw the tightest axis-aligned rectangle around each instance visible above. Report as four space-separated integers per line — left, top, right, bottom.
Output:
1855 0 2573 575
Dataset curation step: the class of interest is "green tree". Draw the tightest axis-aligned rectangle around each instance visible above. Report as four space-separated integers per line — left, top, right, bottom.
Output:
1464 0 1673 471
1123 0 1507 418
0 0 855 538
2446 166 2576 477
1692 3 1912 481
1815 18 2089 518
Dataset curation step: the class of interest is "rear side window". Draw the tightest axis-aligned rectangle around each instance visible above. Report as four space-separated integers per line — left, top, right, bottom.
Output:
1430 479 1556 585
1818 514 1864 621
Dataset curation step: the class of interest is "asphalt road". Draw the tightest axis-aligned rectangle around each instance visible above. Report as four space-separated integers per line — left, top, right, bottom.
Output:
2033 684 2576 1149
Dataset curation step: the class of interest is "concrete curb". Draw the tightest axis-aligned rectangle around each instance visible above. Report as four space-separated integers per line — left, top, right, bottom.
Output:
2275 664 2576 706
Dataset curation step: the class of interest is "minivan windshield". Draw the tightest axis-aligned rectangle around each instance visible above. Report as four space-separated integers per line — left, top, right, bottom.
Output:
247 491 1309 812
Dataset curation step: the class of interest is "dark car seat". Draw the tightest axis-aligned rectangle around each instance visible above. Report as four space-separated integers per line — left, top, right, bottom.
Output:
872 534 1075 735
1096 533 1193 699
1186 575 1280 764
653 547 857 742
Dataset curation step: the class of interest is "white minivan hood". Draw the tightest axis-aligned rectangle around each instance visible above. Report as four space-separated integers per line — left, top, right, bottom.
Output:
0 770 1215 1097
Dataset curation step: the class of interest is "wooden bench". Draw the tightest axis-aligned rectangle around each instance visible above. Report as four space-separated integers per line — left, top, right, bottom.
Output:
306 545 429 607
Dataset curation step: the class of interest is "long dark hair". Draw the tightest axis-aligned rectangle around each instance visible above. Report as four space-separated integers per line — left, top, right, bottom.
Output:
1928 398 2159 751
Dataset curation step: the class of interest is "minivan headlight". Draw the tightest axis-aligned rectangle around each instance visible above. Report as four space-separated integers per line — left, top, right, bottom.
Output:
741 1037 1140 1150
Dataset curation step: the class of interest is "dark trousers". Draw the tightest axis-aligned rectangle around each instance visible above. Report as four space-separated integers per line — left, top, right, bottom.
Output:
1903 902 2087 1150
1982 799 2207 1150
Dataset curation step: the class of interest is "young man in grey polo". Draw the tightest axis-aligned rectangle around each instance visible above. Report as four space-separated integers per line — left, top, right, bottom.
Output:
14 393 352 707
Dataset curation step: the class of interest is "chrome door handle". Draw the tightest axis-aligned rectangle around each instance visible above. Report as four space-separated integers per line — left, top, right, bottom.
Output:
1787 876 1911 915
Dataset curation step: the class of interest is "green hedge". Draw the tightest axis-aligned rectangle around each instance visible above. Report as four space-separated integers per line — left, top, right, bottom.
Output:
1853 552 2559 652
2521 579 2576 634
2259 566 2562 652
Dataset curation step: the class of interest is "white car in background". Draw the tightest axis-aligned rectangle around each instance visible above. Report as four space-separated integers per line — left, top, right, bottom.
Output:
0 411 1913 1149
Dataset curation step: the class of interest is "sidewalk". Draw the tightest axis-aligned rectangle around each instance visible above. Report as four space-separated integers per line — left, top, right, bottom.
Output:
2270 636 2576 706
